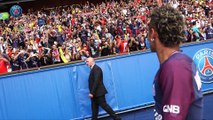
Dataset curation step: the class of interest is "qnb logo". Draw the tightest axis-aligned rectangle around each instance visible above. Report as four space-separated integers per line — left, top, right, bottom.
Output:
163 105 180 114
193 48 213 83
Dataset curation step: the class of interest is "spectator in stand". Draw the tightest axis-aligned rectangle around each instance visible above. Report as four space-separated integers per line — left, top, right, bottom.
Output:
64 47 72 62
26 52 40 68
138 35 147 51
100 37 111 56
5 45 13 58
128 37 138 52
80 42 90 60
0 37 5 52
204 5 211 18
205 22 213 39
110 40 117 55
51 44 61 64
38 48 53 66
88 39 99 58
191 21 201 41
119 36 128 54
184 26 192 42
18 50 29 70
0 49 10 74
10 49 21 71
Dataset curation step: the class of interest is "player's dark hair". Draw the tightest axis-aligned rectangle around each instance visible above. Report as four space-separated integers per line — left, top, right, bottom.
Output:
149 5 185 47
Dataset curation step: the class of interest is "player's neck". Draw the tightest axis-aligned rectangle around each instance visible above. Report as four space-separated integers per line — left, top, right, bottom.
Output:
157 46 179 64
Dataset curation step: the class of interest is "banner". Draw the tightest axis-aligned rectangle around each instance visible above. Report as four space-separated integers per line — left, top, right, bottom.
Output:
0 12 9 20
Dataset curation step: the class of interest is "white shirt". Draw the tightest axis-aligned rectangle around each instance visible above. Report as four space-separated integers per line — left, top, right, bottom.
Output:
91 63 95 69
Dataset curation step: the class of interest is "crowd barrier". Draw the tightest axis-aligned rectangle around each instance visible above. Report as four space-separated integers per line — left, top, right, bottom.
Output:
0 40 212 120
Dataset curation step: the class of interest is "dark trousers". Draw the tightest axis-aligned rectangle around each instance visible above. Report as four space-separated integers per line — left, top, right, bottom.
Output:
91 95 120 120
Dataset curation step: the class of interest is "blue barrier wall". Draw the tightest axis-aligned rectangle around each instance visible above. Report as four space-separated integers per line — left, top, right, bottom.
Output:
0 40 212 120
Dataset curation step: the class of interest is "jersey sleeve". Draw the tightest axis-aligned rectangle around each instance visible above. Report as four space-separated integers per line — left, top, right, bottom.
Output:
159 60 195 120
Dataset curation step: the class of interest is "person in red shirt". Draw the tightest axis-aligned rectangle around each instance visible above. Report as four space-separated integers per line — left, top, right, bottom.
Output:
0 50 10 74
119 37 128 54
5 45 13 58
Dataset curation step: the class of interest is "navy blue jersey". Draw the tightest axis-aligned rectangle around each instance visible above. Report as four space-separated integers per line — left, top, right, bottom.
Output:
153 52 203 120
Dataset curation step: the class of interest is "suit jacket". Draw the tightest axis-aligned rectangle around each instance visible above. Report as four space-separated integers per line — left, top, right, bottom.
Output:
88 64 107 97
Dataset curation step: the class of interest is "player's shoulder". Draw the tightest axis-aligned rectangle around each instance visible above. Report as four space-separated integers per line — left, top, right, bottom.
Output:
168 52 192 63
94 64 102 71
162 53 193 69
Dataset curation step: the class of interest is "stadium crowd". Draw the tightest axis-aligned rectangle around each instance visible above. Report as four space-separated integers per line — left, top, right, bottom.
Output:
0 0 213 73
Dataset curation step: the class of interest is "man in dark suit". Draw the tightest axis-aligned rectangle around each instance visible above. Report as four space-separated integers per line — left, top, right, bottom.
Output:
86 57 121 120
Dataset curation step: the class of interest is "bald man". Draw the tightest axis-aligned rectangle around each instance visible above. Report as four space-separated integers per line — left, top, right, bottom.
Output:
86 57 121 120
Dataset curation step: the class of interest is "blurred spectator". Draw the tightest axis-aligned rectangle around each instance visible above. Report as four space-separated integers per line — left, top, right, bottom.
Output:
119 36 128 54
100 37 111 56
138 35 146 51
64 47 72 62
0 50 10 74
10 48 21 71
205 22 213 39
38 48 53 66
191 21 201 41
18 50 29 70
128 37 138 52
26 52 40 68
88 39 99 58
51 44 61 64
